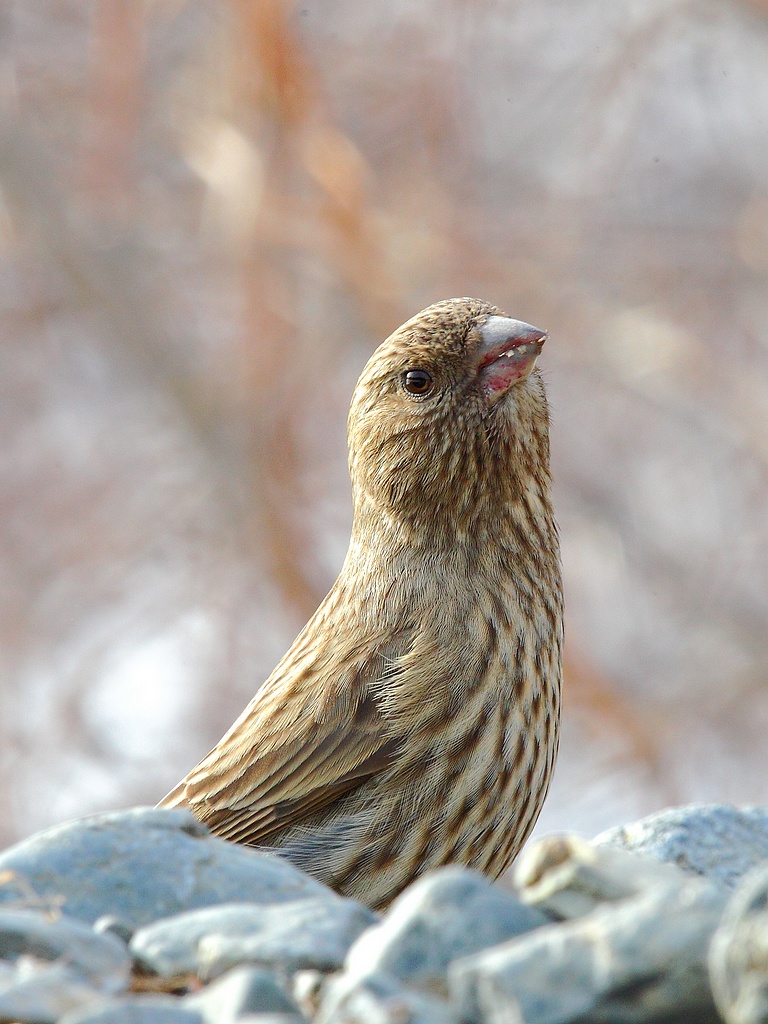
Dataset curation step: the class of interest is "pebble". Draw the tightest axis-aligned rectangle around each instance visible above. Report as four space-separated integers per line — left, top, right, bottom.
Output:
291 969 325 1018
596 804 768 891
235 1017 303 1024
236 1015 305 1024
0 961 109 1024
450 875 726 1024
181 965 299 1020
0 808 332 929
94 917 136 946
0 908 131 990
131 897 376 979
0 906 134 1024
59 995 203 1024
709 863 768 1024
341 865 547 996
514 832 691 919
316 969 455 1024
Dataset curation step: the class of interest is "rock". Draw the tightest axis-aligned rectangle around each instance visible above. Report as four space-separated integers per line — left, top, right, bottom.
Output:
596 805 768 891
181 966 299 1022
291 969 324 1019
131 897 376 979
514 833 691 919
341 866 547 998
94 918 135 946
709 863 768 1024
0 909 131 991
0 960 107 1024
234 1017 303 1024
316 970 455 1024
59 995 203 1024
450 876 726 1024
0 808 331 928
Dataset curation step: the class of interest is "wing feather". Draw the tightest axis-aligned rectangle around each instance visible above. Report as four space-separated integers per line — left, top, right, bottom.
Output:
159 663 400 846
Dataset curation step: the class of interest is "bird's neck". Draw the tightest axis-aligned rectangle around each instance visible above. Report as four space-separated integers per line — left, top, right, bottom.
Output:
345 466 558 599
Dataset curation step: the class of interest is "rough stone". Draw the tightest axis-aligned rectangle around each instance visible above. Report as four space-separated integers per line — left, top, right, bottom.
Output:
0 808 331 929
131 898 376 979
0 960 106 1024
342 866 547 997
709 863 768 1024
291 969 324 1019
596 805 768 891
514 832 691 919
94 918 135 946
450 876 726 1024
0 909 131 991
316 970 455 1024
233 1017 303 1024
59 995 203 1024
181 966 299 1021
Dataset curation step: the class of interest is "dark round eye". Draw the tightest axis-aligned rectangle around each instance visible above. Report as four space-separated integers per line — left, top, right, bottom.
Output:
403 369 434 396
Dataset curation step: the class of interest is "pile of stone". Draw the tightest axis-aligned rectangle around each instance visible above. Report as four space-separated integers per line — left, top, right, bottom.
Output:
0 804 767 1023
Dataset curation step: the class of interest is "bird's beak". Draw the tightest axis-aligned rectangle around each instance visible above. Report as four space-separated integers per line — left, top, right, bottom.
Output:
476 316 547 402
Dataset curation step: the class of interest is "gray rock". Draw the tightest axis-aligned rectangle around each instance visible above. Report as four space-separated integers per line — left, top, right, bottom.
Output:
59 995 203 1024
0 808 331 928
342 865 547 997
709 863 768 1024
450 876 726 1024
182 966 298 1021
0 961 106 1024
596 804 768 891
316 970 455 1024
94 918 135 946
0 910 131 991
514 833 691 919
291 969 324 1019
131 897 376 979
235 1017 303 1024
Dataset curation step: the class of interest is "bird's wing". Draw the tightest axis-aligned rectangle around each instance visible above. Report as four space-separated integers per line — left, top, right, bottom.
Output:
158 662 399 846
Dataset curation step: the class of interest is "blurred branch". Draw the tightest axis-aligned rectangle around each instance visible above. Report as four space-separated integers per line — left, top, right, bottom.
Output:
225 0 408 619
81 1 145 216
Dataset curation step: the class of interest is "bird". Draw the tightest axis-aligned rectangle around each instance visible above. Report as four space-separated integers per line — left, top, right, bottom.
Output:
160 297 563 910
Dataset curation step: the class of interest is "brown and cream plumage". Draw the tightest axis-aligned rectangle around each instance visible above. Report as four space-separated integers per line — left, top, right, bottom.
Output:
160 297 563 909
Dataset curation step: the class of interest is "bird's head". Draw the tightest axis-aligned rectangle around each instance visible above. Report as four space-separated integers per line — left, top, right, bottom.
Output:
348 298 552 547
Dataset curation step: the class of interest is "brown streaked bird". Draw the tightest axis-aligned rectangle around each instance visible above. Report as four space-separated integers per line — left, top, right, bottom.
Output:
160 297 563 909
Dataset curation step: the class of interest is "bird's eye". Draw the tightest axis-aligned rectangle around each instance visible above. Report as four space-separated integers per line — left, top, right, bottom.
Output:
402 369 434 396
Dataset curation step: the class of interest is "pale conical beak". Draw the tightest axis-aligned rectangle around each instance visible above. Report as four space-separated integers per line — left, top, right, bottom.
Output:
477 316 547 401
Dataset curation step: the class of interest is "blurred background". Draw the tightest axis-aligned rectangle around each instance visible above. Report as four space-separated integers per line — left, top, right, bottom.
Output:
1 0 767 857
